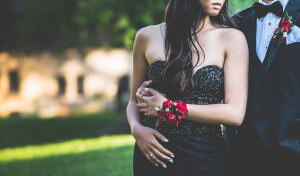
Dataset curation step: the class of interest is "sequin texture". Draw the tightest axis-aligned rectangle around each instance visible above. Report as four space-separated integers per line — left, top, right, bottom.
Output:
141 60 225 138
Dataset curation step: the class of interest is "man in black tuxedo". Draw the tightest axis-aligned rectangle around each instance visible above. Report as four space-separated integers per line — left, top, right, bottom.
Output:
229 0 300 175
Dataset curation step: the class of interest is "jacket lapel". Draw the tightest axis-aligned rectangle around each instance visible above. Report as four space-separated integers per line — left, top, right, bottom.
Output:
241 8 257 81
243 9 257 62
285 0 300 27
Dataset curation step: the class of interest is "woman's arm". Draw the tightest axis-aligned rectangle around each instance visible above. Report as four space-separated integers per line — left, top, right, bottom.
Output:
126 28 148 131
137 29 249 126
126 26 174 167
185 29 249 126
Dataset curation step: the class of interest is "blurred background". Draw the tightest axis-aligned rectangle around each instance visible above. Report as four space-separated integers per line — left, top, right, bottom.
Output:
0 0 256 176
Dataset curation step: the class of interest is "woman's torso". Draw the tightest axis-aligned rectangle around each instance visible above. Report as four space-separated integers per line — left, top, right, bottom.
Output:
141 23 227 138
135 23 232 174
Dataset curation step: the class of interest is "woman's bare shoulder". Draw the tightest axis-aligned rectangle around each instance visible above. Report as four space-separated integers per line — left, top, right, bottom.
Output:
136 23 165 41
219 27 246 44
219 27 248 62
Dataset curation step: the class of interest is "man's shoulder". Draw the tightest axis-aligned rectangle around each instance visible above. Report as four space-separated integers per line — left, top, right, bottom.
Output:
231 7 254 24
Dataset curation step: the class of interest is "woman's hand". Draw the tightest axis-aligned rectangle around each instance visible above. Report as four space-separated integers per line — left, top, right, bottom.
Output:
136 80 153 98
136 87 167 117
136 80 166 102
131 123 175 168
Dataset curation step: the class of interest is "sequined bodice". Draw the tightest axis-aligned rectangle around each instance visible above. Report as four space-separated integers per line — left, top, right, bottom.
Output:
141 60 225 137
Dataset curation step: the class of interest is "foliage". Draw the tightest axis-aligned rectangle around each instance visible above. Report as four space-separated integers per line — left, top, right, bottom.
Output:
12 0 166 52
73 0 167 48
230 0 257 13
2 0 257 52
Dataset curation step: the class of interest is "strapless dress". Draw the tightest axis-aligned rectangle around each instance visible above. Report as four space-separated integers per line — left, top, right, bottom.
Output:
133 60 226 176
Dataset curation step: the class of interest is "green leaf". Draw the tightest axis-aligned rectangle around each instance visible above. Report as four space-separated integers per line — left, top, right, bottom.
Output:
285 12 289 18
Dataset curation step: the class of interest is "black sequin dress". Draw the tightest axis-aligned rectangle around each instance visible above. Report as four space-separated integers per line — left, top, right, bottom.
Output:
133 60 226 176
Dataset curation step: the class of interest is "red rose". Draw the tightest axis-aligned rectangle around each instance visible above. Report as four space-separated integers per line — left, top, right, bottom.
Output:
158 110 170 118
157 110 173 126
177 114 185 120
165 113 176 124
173 100 178 106
162 99 172 109
176 101 188 114
281 19 291 32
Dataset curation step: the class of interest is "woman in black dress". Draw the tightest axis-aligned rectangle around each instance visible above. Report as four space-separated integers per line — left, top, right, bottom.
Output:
126 0 249 175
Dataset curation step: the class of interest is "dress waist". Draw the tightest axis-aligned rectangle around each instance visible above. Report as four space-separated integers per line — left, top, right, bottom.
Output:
141 115 223 138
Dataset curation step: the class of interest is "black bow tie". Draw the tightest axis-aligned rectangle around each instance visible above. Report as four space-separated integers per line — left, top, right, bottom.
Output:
253 1 284 19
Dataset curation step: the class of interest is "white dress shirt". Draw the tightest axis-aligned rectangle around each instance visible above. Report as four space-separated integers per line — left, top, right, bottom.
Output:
256 0 289 62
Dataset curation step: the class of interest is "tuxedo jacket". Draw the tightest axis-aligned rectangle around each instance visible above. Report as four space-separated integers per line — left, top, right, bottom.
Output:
231 0 300 157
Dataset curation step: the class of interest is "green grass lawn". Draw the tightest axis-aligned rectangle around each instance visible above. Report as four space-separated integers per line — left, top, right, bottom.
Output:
0 134 135 176
0 111 135 175
0 111 126 149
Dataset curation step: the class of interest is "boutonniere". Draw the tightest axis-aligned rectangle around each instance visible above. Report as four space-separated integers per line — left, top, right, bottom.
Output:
273 12 295 45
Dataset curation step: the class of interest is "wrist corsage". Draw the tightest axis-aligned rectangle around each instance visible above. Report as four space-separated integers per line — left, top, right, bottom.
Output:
154 99 188 128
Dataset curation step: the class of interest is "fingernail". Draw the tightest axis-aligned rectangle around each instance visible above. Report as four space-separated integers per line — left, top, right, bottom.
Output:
169 159 173 163
162 164 167 168
145 88 149 91
154 164 159 167
171 154 175 158
164 138 169 142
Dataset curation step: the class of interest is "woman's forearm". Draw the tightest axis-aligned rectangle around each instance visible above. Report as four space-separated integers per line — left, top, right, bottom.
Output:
126 100 143 131
186 103 245 126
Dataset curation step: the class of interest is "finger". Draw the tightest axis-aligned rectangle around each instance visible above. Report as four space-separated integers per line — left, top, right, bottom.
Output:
151 147 173 164
136 86 142 95
136 103 146 109
153 130 169 143
141 90 151 97
138 108 147 113
138 95 151 102
136 93 148 103
153 141 175 159
139 81 151 96
148 150 167 168
143 151 158 166
142 80 153 87
152 131 175 158
145 87 159 95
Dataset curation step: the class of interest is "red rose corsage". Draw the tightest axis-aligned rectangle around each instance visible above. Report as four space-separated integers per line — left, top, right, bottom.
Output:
154 99 188 128
273 12 295 45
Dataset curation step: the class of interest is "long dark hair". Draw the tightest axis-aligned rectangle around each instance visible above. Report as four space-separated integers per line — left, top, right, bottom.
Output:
162 0 234 98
